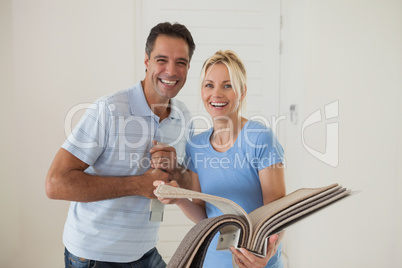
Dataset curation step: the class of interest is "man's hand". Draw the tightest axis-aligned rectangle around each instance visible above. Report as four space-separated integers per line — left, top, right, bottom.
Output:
149 141 178 173
141 168 172 199
149 141 192 188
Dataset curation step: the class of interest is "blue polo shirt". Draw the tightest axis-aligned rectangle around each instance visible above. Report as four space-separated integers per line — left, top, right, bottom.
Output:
62 81 193 262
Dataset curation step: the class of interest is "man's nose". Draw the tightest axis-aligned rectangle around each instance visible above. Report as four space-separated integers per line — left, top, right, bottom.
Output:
164 62 177 76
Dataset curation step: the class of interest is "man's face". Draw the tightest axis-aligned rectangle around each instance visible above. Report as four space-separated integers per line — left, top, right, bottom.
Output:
144 35 190 102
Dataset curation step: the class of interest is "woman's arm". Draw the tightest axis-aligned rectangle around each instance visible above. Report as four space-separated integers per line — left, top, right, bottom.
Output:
259 163 286 205
231 163 286 267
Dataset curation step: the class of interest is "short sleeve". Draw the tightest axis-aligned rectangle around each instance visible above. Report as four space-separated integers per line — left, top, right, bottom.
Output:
243 124 284 171
256 130 284 170
184 141 197 173
62 100 110 166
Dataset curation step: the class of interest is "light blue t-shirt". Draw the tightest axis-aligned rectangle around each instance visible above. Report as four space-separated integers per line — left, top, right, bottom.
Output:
186 120 284 268
62 81 193 262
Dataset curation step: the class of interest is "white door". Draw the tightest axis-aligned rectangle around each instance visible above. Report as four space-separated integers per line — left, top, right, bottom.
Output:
135 0 282 263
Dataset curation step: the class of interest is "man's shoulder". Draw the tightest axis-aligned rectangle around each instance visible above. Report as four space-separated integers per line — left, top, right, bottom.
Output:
91 86 137 116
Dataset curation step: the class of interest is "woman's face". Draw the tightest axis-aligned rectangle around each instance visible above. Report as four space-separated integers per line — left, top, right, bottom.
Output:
201 63 240 121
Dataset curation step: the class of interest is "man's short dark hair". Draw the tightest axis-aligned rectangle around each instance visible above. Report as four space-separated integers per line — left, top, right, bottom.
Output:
145 22 196 61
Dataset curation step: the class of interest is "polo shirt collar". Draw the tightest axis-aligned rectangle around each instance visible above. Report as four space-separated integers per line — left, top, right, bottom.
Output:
128 81 181 120
168 98 183 120
128 81 153 116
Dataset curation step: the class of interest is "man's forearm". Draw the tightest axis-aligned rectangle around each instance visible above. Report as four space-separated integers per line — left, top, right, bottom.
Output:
46 170 149 202
46 148 174 202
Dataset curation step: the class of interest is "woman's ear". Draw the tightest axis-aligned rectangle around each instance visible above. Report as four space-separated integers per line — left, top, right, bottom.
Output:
241 85 247 100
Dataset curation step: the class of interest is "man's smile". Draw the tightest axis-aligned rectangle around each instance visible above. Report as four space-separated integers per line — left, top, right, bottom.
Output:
159 78 178 86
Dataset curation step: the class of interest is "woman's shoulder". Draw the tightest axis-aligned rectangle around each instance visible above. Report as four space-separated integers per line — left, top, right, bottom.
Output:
187 128 213 147
245 120 269 129
244 120 274 136
242 120 279 147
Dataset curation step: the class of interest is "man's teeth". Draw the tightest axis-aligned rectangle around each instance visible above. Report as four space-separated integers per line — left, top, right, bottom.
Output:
160 79 177 86
211 102 227 107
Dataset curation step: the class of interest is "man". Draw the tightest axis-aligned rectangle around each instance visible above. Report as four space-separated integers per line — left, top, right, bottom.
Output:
46 22 195 267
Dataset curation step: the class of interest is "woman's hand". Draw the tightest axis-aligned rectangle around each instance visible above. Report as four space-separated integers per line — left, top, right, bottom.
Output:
153 180 182 205
230 231 284 268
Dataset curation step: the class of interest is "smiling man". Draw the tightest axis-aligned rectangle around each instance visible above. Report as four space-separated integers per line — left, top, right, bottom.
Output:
45 22 195 268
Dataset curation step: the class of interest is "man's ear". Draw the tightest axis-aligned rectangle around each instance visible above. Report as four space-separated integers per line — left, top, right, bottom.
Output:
144 52 150 69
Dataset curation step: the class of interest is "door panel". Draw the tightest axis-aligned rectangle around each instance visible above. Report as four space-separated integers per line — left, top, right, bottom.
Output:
135 0 281 262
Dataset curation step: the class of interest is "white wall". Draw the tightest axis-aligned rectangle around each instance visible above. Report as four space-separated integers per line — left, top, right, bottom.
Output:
1 0 135 267
1 0 401 267
280 0 402 267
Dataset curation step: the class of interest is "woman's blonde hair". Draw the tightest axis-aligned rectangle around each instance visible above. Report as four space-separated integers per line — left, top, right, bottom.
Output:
200 50 247 112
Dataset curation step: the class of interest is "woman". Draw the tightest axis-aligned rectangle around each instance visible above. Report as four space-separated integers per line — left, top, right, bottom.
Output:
154 50 286 268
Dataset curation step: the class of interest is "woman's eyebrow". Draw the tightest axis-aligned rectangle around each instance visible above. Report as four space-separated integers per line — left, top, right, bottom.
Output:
204 80 231 83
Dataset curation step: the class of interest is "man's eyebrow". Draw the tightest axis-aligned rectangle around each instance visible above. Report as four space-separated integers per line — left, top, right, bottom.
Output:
154 55 168 60
154 55 189 63
177 58 189 63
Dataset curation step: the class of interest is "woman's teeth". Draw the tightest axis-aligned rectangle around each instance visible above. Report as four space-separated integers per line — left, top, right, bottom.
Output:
160 79 177 86
211 102 228 107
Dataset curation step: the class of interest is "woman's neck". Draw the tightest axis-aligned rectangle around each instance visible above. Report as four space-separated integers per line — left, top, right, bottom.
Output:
210 116 247 152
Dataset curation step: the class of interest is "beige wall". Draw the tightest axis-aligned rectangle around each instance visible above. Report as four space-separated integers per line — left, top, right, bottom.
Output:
0 0 20 264
1 1 134 266
280 0 402 267
1 0 401 267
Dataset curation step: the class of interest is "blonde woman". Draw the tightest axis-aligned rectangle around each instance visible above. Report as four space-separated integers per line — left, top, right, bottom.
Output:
154 50 285 268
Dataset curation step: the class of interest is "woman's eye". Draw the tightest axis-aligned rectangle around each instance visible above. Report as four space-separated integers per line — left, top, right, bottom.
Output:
224 84 232 89
204 84 213 88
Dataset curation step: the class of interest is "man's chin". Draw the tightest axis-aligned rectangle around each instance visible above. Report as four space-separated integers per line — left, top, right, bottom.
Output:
159 88 181 99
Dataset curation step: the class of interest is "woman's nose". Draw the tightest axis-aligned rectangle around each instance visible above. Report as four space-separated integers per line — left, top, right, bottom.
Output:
211 87 224 97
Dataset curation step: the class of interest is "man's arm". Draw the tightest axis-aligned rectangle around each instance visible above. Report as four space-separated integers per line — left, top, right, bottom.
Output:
45 148 172 202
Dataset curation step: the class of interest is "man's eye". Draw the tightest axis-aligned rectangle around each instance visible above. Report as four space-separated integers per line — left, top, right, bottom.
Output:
178 61 187 66
157 59 166 63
